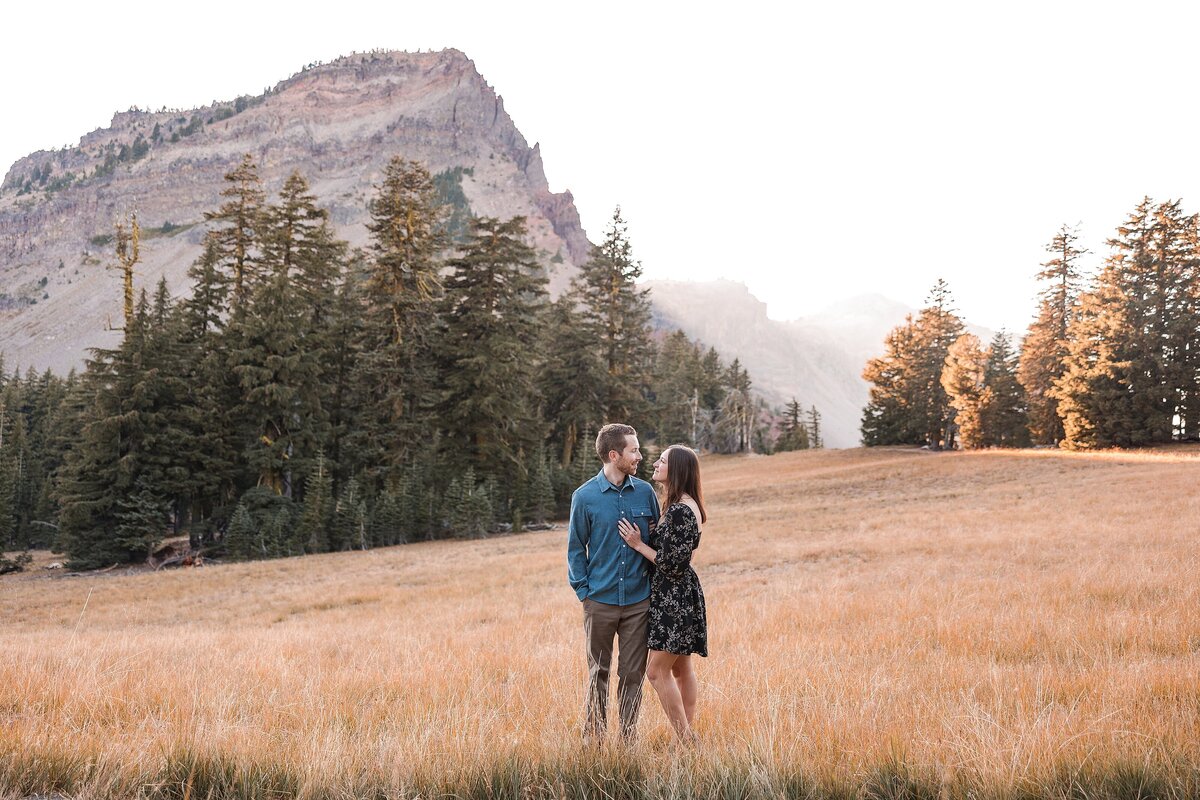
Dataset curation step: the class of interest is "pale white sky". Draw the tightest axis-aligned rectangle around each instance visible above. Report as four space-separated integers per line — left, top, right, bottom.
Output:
4 0 1199 333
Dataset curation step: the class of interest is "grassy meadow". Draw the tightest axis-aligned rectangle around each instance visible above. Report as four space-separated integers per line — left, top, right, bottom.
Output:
2 446 1199 799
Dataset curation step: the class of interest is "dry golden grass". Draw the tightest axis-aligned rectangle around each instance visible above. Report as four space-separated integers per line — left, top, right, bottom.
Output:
3 447 1200 799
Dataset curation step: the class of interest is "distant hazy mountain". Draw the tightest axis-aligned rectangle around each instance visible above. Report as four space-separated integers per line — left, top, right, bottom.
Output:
646 280 992 448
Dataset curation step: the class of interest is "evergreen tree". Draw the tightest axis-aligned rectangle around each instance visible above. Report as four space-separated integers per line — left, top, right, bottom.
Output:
652 331 706 445
0 445 16 550
348 157 447 483
862 281 964 448
371 489 405 547
1054 198 1200 448
941 333 990 449
436 216 548 501
1018 224 1086 445
1052 280 1138 448
568 207 654 424
567 429 599 493
297 451 333 553
980 331 1029 447
526 447 556 524
331 478 368 551
114 479 170 559
775 398 810 452
227 245 329 496
713 359 756 453
911 280 964 448
446 467 494 538
862 315 920 445
204 154 266 309
321 263 367 486
807 405 823 449
539 296 605 466
224 503 256 561
58 298 161 568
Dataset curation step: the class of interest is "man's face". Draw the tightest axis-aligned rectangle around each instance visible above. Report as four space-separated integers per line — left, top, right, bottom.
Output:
612 435 642 477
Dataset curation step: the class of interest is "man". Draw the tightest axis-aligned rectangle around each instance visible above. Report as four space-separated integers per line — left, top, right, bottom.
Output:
567 423 661 741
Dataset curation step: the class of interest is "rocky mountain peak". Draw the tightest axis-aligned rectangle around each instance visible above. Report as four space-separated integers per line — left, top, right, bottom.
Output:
0 49 593 374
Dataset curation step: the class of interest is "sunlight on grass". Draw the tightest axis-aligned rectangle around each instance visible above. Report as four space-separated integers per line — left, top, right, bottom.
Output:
2 447 1199 798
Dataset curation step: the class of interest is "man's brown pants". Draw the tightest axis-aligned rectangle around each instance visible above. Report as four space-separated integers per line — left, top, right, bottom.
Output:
582 597 649 740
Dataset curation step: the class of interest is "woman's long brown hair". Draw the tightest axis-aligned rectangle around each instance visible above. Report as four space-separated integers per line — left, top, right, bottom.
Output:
662 445 707 523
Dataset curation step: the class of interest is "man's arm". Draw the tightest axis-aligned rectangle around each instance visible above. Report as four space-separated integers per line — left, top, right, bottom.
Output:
566 491 590 600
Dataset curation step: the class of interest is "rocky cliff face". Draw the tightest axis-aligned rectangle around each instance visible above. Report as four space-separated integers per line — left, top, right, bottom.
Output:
0 49 591 373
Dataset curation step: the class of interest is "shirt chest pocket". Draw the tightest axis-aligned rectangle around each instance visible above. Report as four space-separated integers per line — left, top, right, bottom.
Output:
628 507 654 538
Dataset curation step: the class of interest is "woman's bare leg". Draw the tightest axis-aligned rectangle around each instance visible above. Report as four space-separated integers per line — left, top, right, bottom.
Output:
671 655 698 726
646 649 692 740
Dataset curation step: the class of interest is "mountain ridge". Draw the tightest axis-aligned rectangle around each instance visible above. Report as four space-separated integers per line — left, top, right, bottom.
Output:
0 49 590 373
0 49 976 449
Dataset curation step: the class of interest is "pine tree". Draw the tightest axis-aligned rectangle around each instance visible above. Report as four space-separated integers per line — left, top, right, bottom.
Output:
175 238 238 544
1052 282 1136 449
569 207 654 425
297 451 333 553
224 503 256 561
807 405 823 449
114 479 170 559
371 489 405 547
446 467 493 538
1053 199 1200 448
58 298 157 568
0 376 24 550
652 331 706 446
775 398 810 452
980 332 1029 447
227 244 329 497
539 296 605 466
713 360 756 453
941 333 990 449
1018 224 1086 445
0 446 16 551
348 158 448 483
526 447 556 524
911 280 964 448
180 237 230 340
204 154 266 309
862 315 920 445
862 282 964 448
437 216 549 499
567 429 599 493
331 478 368 551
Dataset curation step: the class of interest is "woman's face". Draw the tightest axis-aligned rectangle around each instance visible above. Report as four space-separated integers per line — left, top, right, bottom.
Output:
652 448 670 483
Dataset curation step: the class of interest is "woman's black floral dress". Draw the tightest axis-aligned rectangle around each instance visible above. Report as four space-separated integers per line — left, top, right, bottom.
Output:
647 503 707 657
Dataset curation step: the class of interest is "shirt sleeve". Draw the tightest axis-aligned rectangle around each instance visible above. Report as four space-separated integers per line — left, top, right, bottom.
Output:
654 505 696 579
566 490 590 600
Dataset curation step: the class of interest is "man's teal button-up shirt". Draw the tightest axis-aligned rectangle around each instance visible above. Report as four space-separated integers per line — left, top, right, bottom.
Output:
567 469 661 605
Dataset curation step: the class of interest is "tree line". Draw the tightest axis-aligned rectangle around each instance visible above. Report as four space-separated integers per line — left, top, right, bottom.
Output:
0 154 822 570
862 196 1200 451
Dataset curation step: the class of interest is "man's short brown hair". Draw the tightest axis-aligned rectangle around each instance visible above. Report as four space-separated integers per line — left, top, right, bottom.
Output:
595 424 637 463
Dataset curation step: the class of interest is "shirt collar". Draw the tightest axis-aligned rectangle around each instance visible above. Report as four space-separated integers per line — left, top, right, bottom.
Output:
595 469 633 493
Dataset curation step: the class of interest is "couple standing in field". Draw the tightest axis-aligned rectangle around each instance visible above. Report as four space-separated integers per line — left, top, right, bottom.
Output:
566 423 708 744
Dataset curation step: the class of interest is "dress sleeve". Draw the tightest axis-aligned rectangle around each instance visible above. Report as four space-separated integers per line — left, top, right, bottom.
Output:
654 505 697 579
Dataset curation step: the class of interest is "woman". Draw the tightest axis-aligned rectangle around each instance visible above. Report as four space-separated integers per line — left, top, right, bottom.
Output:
617 444 707 743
